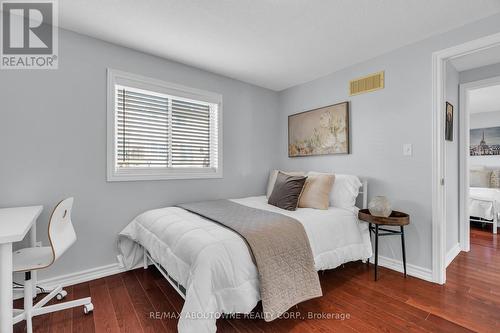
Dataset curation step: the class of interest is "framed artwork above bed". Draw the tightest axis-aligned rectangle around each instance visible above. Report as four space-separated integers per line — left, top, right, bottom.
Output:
288 102 350 157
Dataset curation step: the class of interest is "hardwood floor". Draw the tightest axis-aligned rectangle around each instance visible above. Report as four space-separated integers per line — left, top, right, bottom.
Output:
14 227 500 332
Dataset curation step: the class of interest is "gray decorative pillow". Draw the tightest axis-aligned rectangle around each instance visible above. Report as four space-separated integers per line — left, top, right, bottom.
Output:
266 170 305 197
268 172 307 211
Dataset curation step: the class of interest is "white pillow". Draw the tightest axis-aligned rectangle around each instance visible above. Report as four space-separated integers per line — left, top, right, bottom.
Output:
330 174 362 209
266 169 305 198
470 169 491 188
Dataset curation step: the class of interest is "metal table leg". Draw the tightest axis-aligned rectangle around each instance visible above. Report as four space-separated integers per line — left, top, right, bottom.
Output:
374 224 379 281
367 223 371 266
401 226 407 277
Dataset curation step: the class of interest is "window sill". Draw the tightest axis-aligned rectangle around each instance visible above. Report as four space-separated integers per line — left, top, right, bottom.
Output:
107 168 223 182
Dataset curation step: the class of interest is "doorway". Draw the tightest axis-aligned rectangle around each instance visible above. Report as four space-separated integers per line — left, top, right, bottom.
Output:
458 77 500 249
432 32 500 284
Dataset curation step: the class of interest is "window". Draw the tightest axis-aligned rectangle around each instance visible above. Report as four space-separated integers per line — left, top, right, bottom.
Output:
107 69 222 181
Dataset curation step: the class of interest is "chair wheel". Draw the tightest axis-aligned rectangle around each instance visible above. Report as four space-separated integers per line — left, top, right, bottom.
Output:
83 303 94 314
56 290 67 300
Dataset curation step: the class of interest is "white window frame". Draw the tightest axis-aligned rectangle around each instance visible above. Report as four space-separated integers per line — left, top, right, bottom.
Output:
107 69 223 181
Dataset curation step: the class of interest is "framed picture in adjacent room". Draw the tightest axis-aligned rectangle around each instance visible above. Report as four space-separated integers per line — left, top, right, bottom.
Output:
445 102 454 141
288 101 349 157
470 126 500 156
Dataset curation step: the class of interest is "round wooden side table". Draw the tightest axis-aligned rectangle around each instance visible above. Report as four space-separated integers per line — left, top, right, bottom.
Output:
358 209 410 281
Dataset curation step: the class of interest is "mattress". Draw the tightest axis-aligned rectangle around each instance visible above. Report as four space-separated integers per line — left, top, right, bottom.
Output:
118 196 372 333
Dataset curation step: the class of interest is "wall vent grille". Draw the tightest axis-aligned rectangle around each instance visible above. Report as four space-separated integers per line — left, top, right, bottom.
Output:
349 71 384 96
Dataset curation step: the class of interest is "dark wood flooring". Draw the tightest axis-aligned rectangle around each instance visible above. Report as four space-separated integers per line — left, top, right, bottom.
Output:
14 226 500 332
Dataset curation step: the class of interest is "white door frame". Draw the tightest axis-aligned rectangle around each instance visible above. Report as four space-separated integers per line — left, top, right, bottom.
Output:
432 32 500 284
459 76 500 253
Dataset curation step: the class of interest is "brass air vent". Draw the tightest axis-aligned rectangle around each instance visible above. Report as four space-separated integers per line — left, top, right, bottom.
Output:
349 71 384 96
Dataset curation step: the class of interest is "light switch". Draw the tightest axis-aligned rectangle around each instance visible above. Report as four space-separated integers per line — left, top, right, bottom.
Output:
403 144 412 156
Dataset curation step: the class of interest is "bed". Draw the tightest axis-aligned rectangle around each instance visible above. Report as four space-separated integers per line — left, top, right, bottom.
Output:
470 187 500 234
117 180 372 333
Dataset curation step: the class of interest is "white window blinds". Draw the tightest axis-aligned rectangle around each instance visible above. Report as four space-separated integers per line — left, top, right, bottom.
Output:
171 99 212 168
112 81 220 179
116 88 170 167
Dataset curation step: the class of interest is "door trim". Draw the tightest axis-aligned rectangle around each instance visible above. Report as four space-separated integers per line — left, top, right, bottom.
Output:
432 32 500 284
459 76 500 253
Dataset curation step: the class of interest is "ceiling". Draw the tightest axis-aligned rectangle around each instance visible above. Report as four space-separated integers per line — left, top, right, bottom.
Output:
469 85 500 114
59 0 500 91
451 45 500 72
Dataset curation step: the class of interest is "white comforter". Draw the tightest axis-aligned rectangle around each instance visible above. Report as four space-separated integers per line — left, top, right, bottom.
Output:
118 196 372 333
470 187 500 220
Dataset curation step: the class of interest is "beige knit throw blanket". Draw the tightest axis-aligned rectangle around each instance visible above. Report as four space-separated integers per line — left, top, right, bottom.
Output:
177 199 322 321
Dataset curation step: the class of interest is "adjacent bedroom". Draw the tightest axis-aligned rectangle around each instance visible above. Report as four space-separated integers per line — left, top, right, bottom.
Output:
1 1 500 333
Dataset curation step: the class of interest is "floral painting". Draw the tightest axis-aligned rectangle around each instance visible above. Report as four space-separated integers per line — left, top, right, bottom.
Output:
288 102 350 157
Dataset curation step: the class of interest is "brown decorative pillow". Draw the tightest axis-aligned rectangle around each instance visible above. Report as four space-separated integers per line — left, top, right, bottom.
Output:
266 169 305 198
298 173 335 210
268 172 307 211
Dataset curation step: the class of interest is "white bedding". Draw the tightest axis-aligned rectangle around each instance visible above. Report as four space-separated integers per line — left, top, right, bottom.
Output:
470 187 500 220
118 196 372 333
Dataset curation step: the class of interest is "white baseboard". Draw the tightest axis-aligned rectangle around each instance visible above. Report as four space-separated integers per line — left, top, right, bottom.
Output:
445 243 461 268
14 262 140 300
38 263 128 290
376 255 434 283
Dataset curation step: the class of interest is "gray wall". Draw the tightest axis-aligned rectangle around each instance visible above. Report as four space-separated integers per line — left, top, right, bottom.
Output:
277 13 500 270
460 62 500 84
0 29 279 280
470 110 500 168
445 62 460 253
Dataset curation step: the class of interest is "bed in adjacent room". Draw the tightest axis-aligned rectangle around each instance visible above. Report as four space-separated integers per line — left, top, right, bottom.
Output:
469 167 500 234
117 172 372 333
470 187 500 234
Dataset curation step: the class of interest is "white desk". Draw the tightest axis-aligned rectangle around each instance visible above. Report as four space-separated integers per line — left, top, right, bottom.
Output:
0 206 42 333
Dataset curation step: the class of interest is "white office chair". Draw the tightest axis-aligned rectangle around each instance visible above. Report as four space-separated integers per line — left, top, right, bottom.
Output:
12 198 93 332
